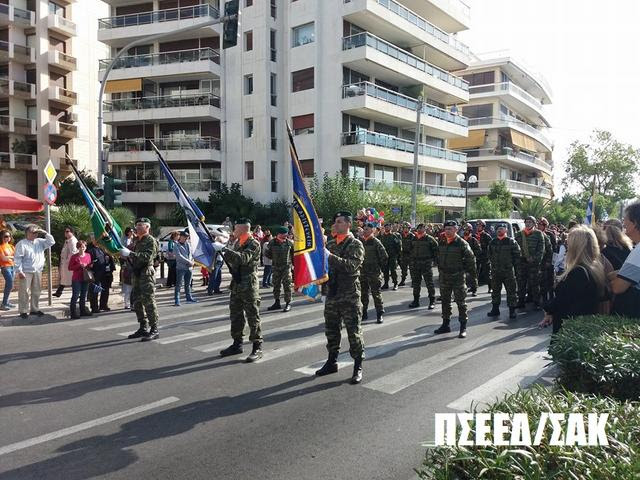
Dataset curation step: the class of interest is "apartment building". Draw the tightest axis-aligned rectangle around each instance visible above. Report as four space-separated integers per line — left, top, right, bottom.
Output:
451 55 554 202
0 0 107 199
100 0 473 219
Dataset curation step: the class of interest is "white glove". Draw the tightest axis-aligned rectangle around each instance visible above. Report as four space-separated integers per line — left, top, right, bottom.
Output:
324 248 330 258
120 247 131 258
213 242 226 252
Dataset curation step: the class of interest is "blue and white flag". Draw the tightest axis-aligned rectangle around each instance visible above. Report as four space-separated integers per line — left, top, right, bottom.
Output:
585 196 595 226
151 142 216 268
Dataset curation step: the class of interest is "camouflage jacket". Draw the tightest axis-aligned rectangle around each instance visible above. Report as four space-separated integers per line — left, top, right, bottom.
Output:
542 231 554 263
476 230 492 257
400 232 415 258
462 234 481 258
488 236 521 273
379 232 402 258
410 234 439 265
437 235 477 277
129 234 158 278
361 236 389 274
265 238 294 268
326 234 364 301
223 236 261 291
515 229 545 265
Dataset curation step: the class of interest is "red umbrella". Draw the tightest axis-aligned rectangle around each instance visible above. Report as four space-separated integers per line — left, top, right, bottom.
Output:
0 187 44 214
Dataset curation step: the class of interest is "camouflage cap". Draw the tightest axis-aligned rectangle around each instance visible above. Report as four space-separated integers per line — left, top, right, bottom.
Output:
135 217 151 225
477 219 486 226
416 223 425 229
333 211 353 222
525 216 537 223
443 220 458 228
463 223 473 230
496 223 508 230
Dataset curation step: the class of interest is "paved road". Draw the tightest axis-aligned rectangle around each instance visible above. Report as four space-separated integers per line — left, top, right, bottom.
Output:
0 272 550 480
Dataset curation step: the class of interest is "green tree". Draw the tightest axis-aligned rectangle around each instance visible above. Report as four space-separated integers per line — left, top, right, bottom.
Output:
487 181 513 216
309 173 366 224
468 197 503 219
367 183 438 223
56 169 98 206
545 200 582 225
563 130 640 205
206 183 259 222
516 197 549 220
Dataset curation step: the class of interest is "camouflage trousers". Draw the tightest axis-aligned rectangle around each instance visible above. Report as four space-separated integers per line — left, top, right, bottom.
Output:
324 298 364 360
230 288 262 342
383 255 399 286
477 257 491 286
491 270 518 307
361 270 384 314
399 255 410 280
410 262 436 300
539 262 555 301
272 266 292 303
517 260 541 304
440 272 467 324
465 271 478 293
132 274 158 330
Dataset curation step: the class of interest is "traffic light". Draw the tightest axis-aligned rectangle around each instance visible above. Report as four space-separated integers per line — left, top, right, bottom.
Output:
104 176 124 209
222 0 240 49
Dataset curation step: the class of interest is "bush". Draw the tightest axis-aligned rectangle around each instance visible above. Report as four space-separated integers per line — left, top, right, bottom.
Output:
416 385 640 480
549 315 640 401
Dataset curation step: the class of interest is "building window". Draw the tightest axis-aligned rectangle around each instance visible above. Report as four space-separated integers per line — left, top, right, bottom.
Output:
292 22 314 47
49 1 65 15
374 165 396 183
244 31 253 51
291 113 314 135
270 0 276 19
292 67 314 92
271 161 277 192
245 118 254 138
271 117 277 150
270 73 277 106
462 71 495 88
270 29 276 62
299 159 314 177
244 74 253 95
245 0 253 6
462 103 492 119
245 161 254 180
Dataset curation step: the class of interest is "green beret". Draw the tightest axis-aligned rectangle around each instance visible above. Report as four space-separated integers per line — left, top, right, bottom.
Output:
135 217 151 225
235 218 251 226
496 223 508 230
333 211 352 222
444 220 458 227
275 226 288 234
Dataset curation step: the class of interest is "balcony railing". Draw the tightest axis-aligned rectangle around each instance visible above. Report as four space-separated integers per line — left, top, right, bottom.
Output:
0 152 9 168
0 78 35 97
104 92 221 112
51 120 77 137
342 82 468 127
464 147 553 171
121 179 219 193
109 136 221 152
342 32 468 91
14 153 35 169
49 50 77 69
341 129 467 163
472 179 551 197
99 47 220 71
0 5 34 26
98 4 219 29
469 82 544 109
468 115 552 147
359 176 465 197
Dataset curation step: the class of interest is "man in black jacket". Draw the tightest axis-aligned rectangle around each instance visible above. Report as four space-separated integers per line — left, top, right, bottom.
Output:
87 235 116 313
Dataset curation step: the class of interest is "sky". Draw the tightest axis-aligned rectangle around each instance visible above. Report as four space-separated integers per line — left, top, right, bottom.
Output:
457 0 640 195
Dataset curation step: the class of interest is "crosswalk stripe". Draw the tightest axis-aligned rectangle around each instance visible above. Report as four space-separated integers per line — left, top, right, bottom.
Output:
446 348 552 411
363 325 539 395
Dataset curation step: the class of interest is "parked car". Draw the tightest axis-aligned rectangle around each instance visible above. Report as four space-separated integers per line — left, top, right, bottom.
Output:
157 224 229 253
466 219 525 238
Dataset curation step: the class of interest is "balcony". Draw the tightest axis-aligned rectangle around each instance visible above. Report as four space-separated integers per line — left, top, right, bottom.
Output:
49 120 77 139
99 48 220 81
469 82 550 126
469 179 552 199
121 179 219 203
401 0 470 32
48 13 77 37
108 136 221 163
342 82 467 138
0 4 35 27
342 32 468 104
98 4 219 47
359 176 465 207
0 78 36 100
48 50 77 73
342 0 470 70
464 147 553 175
0 41 35 64
341 129 466 173
468 115 553 152
48 86 78 108
0 152 37 170
103 93 221 124
0 115 36 135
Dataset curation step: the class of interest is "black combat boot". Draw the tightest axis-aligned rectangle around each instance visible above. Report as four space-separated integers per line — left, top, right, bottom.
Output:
351 357 363 384
409 295 420 308
428 297 435 310
80 305 92 317
392 283 398 291
128 327 148 339
53 285 64 297
362 310 369 321
398 277 406 287
509 307 517 319
487 304 500 317
141 328 159 342
220 339 243 357
458 321 467 339
470 290 478 297
282 302 291 312
516 300 526 310
376 310 384 324
70 304 80 319
245 342 263 363
381 282 389 290
434 320 451 334
267 300 281 311
315 352 339 376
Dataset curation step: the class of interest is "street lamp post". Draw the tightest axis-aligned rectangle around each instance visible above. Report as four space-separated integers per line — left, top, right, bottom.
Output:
410 96 423 226
457 173 477 220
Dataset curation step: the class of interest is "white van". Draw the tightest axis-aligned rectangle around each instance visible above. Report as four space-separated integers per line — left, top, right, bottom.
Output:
466 219 525 238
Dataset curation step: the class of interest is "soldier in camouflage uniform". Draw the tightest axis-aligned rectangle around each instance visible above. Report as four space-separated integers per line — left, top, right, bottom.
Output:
398 223 414 286
434 220 477 338
316 211 365 384
462 223 481 297
380 223 402 290
218 218 264 363
266 225 294 312
121 218 160 341
537 217 556 303
514 215 545 310
360 223 389 323
475 219 493 292
408 223 439 309
487 223 521 319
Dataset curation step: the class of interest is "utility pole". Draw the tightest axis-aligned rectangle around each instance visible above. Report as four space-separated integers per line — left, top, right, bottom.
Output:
411 96 423 226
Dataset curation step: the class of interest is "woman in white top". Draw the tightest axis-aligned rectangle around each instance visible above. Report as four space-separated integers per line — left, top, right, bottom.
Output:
54 226 78 297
